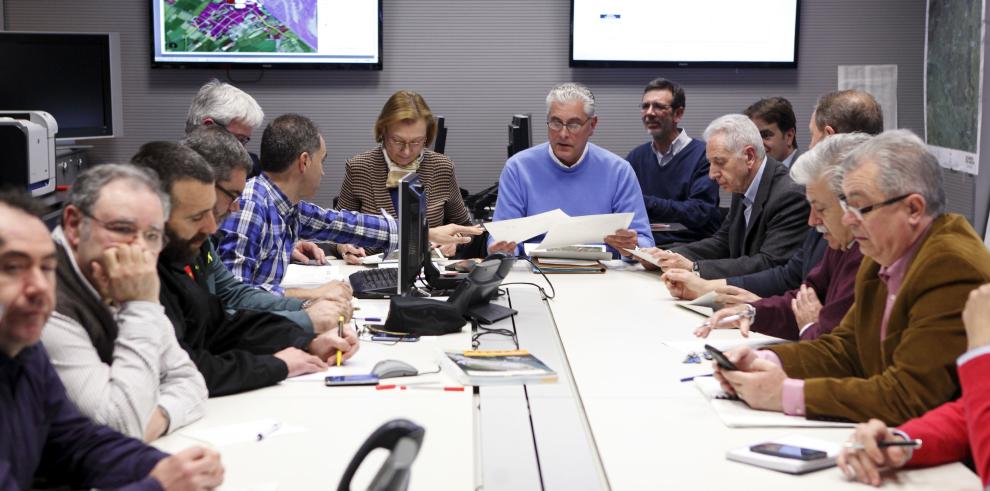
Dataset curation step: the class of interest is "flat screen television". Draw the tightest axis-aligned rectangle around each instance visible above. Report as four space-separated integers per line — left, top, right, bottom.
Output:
151 0 382 69
0 32 124 141
570 0 800 68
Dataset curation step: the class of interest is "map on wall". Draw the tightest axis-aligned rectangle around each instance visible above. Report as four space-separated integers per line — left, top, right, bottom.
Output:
162 0 318 54
924 0 984 175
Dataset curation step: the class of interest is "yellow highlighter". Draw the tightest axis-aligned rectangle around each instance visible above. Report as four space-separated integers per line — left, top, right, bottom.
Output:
336 315 344 366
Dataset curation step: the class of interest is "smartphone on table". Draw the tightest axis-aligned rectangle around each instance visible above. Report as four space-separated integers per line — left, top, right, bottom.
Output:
749 442 828 461
325 374 379 386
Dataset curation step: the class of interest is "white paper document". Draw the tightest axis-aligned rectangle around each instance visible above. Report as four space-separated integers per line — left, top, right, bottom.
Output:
280 264 343 289
537 212 633 249
181 418 306 447
695 377 853 428
483 209 569 244
727 435 840 474
689 290 719 309
623 248 661 267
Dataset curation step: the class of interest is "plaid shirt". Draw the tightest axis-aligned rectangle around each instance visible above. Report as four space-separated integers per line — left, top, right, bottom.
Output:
217 173 398 294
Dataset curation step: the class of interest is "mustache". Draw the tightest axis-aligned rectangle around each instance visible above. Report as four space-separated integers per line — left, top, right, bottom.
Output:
815 225 829 234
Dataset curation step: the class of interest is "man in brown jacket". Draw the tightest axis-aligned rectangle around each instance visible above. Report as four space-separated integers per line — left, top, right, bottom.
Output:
714 129 990 425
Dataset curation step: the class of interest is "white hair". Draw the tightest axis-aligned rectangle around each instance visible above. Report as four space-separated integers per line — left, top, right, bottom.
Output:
184 78 265 133
702 114 766 161
841 129 945 216
790 133 872 195
546 82 596 118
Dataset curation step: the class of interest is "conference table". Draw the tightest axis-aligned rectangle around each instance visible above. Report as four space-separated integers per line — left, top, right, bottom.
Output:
155 260 981 490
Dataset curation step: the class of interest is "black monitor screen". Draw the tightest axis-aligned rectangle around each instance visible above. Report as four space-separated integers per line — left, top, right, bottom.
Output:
0 33 117 139
398 173 428 295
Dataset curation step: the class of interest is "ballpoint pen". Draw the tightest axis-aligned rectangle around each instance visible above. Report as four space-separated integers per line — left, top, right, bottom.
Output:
336 315 344 367
843 439 922 450
256 422 281 441
700 308 756 328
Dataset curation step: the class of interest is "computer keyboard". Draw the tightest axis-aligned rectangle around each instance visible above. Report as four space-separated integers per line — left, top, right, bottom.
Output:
349 267 399 298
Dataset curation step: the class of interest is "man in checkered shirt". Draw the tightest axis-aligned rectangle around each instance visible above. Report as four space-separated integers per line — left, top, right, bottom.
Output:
217 114 480 300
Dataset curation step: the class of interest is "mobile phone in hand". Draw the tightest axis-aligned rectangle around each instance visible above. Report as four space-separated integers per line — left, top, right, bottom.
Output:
704 344 738 371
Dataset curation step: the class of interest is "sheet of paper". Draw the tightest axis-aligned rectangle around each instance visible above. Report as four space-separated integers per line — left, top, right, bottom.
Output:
282 338 446 383
537 212 633 249
689 290 719 309
181 418 306 447
623 248 661 267
675 303 713 318
280 264 343 289
695 378 853 428
483 209 568 243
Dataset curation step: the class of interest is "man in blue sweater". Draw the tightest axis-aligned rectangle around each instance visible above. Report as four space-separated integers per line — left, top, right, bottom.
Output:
625 78 720 245
489 83 654 257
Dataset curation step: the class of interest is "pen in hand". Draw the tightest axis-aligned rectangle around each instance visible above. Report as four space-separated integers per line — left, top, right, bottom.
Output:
700 310 756 328
843 439 923 450
336 315 344 367
256 422 281 441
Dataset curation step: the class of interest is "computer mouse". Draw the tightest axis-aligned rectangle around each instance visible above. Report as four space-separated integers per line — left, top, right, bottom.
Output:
371 359 418 379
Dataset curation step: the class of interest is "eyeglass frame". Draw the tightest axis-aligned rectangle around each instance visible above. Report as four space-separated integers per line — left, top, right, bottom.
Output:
838 193 913 220
546 118 591 133
640 102 675 113
384 135 427 152
215 183 242 203
79 208 168 252
210 120 251 145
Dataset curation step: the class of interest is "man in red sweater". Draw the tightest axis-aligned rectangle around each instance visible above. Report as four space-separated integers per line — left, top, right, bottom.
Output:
838 282 990 486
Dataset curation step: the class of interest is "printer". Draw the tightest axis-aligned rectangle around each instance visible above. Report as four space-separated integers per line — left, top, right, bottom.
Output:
0 110 58 197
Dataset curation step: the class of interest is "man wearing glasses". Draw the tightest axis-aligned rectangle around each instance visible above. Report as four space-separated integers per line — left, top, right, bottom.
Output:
489 82 653 257
713 130 990 426
40 164 208 441
625 78 721 245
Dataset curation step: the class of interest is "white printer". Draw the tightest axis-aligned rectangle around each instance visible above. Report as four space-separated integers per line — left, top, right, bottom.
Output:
0 110 58 197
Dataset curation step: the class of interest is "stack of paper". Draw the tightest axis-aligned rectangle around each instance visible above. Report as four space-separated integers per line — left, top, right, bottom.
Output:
280 264 342 289
483 209 633 251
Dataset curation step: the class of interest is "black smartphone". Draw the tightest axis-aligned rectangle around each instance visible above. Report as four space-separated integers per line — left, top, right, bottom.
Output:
750 443 828 461
704 344 738 371
325 374 379 386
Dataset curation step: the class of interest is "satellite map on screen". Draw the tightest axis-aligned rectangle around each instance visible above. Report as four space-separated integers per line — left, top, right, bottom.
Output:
163 0 317 54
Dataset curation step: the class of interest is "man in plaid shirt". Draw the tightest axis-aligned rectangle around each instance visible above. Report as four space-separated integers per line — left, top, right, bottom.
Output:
217 114 479 299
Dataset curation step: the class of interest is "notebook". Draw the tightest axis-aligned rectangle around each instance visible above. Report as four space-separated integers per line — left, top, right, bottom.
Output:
695 377 855 428
727 435 840 474
440 349 558 386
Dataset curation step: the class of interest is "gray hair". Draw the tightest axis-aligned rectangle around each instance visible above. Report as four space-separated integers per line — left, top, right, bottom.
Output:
790 133 872 195
69 164 171 219
184 79 265 134
841 129 945 215
181 125 252 182
702 114 766 161
546 83 596 118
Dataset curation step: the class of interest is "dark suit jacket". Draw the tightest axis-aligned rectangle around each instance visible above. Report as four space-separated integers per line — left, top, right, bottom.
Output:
671 157 809 278
725 228 827 298
768 214 990 425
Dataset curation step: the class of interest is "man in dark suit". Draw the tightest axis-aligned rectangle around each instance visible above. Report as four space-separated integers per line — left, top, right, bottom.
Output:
660 89 885 300
641 114 809 279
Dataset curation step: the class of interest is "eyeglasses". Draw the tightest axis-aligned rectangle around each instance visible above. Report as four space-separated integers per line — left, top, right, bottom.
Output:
838 193 912 221
547 119 590 132
211 121 251 146
215 184 242 203
640 102 674 113
81 209 168 252
386 136 427 152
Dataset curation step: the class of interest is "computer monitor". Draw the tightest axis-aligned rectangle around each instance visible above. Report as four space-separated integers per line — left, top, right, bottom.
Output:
433 116 447 154
0 32 123 142
397 173 428 295
507 114 532 158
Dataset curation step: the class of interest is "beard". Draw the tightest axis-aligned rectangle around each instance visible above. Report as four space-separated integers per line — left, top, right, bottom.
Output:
160 228 208 265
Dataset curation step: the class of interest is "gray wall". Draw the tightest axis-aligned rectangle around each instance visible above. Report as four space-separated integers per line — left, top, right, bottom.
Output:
9 0 974 222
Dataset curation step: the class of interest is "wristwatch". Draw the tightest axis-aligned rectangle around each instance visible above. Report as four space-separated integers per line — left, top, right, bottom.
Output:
691 261 701 276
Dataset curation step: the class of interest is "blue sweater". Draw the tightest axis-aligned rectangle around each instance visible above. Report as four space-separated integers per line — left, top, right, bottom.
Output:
492 142 654 256
625 139 721 244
